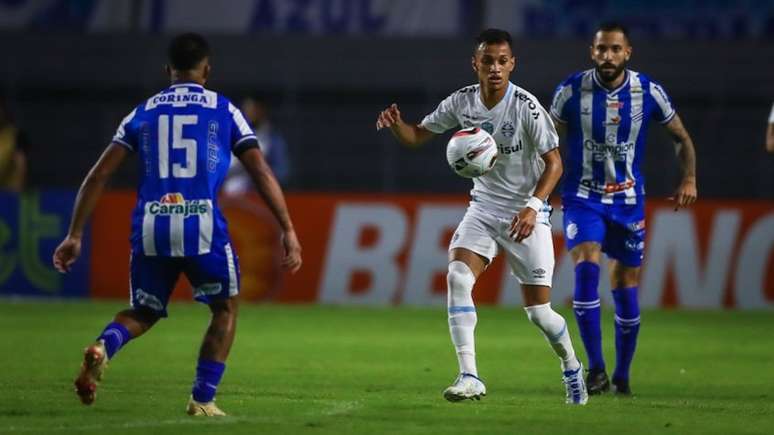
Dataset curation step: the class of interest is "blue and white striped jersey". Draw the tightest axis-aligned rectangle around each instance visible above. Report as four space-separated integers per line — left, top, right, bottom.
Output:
550 69 676 204
112 82 258 257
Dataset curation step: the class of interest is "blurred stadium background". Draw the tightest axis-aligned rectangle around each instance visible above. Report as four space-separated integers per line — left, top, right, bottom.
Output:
0 0 772 433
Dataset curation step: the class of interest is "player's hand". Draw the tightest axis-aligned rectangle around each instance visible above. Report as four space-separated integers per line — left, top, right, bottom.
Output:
52 236 82 273
376 103 402 131
281 229 302 274
670 177 697 211
510 208 537 242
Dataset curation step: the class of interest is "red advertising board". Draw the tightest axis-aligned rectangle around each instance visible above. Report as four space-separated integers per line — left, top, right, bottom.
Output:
90 192 774 309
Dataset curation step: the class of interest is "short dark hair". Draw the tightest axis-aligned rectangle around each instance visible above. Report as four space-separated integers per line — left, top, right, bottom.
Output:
595 21 630 43
167 33 210 71
474 28 513 52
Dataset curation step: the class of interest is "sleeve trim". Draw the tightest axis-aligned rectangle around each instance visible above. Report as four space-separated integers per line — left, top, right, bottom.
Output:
112 138 135 152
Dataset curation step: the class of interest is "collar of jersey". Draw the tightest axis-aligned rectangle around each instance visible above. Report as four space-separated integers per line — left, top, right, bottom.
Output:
592 69 630 96
477 82 514 112
168 82 205 91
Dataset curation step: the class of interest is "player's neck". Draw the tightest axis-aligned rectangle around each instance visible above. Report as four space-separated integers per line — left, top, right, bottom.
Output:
596 70 627 91
479 85 508 110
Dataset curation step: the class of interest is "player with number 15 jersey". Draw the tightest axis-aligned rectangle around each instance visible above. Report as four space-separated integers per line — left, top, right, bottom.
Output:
54 33 302 416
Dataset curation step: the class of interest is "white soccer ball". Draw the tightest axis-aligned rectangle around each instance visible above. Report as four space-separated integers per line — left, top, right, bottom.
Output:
446 127 498 178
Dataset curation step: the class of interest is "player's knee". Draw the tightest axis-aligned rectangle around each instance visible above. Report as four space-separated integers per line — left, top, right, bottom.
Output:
209 297 238 318
609 262 640 288
571 242 601 264
447 260 475 307
524 302 564 332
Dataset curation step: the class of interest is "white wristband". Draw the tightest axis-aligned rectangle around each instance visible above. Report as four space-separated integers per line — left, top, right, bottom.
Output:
525 196 544 213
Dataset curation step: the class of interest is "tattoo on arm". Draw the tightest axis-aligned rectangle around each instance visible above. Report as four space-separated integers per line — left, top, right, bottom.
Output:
665 114 697 179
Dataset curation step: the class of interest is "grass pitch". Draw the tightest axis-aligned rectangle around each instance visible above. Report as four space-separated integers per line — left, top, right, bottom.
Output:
0 301 772 434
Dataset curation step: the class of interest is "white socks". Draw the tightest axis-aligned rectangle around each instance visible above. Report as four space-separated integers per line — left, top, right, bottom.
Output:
447 261 478 376
524 302 580 372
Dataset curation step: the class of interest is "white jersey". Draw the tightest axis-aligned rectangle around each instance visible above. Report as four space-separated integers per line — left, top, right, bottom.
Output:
421 82 558 219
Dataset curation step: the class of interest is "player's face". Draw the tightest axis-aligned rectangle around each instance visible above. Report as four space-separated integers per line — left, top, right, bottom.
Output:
472 42 515 92
590 31 631 82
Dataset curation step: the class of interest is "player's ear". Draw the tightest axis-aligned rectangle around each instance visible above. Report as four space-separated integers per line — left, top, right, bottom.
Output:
164 64 171 78
471 56 478 73
203 64 211 82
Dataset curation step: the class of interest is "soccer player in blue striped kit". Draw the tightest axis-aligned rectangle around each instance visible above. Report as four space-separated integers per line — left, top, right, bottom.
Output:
53 33 302 415
550 23 698 395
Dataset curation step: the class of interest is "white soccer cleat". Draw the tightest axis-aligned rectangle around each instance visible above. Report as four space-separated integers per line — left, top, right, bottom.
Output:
443 373 487 402
562 363 589 405
186 396 227 416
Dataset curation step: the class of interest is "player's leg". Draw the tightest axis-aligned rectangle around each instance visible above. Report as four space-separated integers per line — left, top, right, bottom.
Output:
75 252 176 405
605 205 645 396
564 199 609 393
506 223 586 404
608 261 639 395
443 209 497 402
184 244 240 415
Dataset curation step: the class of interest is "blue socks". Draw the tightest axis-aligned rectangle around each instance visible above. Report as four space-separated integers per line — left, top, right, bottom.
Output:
97 322 133 359
572 262 605 372
192 359 226 403
612 287 640 382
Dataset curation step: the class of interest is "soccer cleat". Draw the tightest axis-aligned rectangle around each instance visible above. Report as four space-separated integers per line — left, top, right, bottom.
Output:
443 373 486 402
612 378 632 396
562 363 589 405
187 396 227 416
74 340 108 405
586 368 611 395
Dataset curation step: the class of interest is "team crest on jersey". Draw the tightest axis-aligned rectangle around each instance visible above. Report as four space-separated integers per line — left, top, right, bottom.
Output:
500 121 515 138
481 121 494 134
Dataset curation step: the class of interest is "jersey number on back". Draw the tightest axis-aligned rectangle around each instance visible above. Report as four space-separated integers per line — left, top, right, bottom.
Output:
158 114 197 179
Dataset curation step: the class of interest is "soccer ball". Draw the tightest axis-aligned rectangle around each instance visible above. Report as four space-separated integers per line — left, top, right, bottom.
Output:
446 127 498 178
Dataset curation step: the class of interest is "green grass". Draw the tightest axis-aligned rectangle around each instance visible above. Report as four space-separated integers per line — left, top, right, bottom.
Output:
0 301 772 435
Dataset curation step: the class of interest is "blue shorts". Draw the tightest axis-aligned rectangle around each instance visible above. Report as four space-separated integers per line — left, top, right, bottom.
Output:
562 197 646 267
130 243 240 317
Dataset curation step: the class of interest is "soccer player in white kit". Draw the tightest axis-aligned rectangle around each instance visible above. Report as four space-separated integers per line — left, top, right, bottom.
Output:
376 29 587 405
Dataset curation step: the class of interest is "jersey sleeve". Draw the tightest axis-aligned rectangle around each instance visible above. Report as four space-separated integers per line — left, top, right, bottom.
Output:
227 102 259 156
649 80 677 124
550 81 573 123
419 94 459 134
522 99 559 155
111 108 139 151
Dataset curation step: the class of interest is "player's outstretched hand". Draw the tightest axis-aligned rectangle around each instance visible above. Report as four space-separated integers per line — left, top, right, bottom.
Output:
510 208 537 242
670 177 698 211
53 236 82 273
281 229 303 274
376 103 402 131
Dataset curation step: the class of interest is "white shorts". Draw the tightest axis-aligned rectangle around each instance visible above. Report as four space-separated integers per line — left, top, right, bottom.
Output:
449 207 555 286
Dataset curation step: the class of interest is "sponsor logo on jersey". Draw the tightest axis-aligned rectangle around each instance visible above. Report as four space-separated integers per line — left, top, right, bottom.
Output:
147 193 209 217
579 179 636 194
501 121 515 138
608 101 624 109
532 268 546 278
583 140 635 162
497 140 523 154
207 121 220 173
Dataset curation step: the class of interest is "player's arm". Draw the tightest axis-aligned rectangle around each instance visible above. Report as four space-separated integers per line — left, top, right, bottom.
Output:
510 148 563 242
376 103 436 147
766 121 774 153
238 147 302 273
53 143 129 273
664 114 698 210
